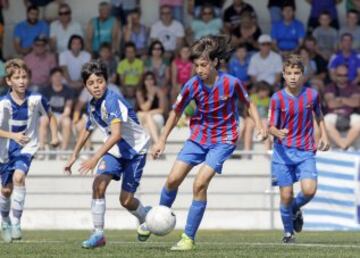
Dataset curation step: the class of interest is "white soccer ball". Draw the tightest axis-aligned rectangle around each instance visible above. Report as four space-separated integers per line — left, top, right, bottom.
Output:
145 205 176 236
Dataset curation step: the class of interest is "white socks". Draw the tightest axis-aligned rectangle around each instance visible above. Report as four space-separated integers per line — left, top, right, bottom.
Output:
129 201 147 224
91 199 105 233
11 186 26 225
0 193 10 224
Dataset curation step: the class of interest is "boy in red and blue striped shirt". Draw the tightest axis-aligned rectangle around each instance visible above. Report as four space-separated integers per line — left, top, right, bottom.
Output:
139 36 267 251
269 54 330 243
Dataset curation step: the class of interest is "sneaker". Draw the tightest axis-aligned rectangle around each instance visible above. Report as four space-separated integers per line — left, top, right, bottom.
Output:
282 232 295 244
137 222 151 242
170 233 195 251
1 221 12 243
11 223 22 240
293 209 304 233
81 231 106 249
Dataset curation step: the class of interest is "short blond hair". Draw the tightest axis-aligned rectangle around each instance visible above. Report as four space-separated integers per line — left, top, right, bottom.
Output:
5 58 30 79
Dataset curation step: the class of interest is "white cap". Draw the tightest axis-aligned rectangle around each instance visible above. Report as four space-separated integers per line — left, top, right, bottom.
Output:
258 34 272 44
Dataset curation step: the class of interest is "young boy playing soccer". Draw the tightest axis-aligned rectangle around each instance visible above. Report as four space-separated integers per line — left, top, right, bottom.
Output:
0 58 59 243
268 54 330 243
64 61 151 249
138 36 268 251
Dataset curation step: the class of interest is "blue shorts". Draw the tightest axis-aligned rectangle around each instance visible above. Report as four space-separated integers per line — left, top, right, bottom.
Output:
177 140 236 174
0 154 32 186
271 144 317 187
96 153 146 193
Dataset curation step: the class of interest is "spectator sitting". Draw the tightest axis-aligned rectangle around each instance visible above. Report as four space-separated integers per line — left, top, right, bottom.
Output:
306 0 341 33
98 43 118 84
346 0 360 24
144 40 171 94
231 12 262 53
160 0 184 24
248 34 283 90
312 11 338 60
86 1 121 57
124 8 149 57
13 5 49 56
188 0 225 18
324 65 360 150
136 71 166 144
49 3 83 53
298 47 317 87
117 42 144 106
59 34 91 94
339 9 360 51
150 5 184 57
39 67 74 159
111 0 139 25
267 0 296 24
189 4 222 42
271 4 305 53
171 45 193 104
244 81 271 156
228 43 251 88
328 33 360 85
24 36 57 92
223 0 256 35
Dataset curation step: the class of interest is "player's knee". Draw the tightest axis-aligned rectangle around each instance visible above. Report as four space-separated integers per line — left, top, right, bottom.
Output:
1 187 12 198
61 116 71 127
92 182 106 198
13 173 25 186
303 188 316 198
166 176 180 190
119 195 133 209
280 192 293 205
193 181 208 195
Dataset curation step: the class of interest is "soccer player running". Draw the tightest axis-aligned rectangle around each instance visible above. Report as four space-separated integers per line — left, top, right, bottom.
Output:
139 35 268 251
0 59 59 243
64 61 151 249
268 54 330 243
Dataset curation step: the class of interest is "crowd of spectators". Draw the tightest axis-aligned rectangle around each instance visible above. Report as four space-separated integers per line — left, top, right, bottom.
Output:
0 0 359 157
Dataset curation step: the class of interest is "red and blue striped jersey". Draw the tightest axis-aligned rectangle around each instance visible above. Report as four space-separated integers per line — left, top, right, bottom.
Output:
268 87 322 151
173 72 250 145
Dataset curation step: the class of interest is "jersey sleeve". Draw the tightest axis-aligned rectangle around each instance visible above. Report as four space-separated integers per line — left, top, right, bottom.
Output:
268 95 280 128
105 96 128 124
172 80 193 114
234 79 250 107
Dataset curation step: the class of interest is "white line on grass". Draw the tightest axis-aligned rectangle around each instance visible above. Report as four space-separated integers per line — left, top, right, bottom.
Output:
3 240 360 249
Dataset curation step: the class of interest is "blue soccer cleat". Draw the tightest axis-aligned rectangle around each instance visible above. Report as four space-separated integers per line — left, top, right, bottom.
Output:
81 231 106 249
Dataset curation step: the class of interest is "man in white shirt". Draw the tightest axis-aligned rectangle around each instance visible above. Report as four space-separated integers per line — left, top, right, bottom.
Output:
49 3 83 53
150 5 184 55
248 34 283 89
59 35 91 94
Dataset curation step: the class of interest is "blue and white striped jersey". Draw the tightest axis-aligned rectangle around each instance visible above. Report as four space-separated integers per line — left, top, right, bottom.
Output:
86 89 150 159
0 91 50 163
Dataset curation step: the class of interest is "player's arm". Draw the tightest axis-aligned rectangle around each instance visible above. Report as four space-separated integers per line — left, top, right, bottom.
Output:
0 130 30 145
314 94 330 151
79 120 122 175
268 97 288 140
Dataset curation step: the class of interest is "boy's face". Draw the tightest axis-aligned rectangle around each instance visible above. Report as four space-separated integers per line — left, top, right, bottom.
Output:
125 47 136 60
193 57 216 81
99 47 111 60
319 14 330 26
258 88 270 98
283 66 303 89
6 69 29 94
235 48 247 59
85 73 107 99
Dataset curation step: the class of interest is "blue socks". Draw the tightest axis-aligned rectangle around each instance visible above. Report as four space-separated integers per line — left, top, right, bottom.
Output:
184 200 207 240
159 187 178 208
292 192 313 213
280 204 293 234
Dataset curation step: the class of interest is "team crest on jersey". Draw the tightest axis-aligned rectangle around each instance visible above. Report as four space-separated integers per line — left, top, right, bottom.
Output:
98 160 106 170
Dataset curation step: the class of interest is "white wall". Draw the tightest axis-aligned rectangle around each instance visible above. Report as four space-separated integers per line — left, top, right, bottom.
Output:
2 0 347 58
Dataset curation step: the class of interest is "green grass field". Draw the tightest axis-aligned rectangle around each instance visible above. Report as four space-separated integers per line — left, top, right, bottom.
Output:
1 230 360 258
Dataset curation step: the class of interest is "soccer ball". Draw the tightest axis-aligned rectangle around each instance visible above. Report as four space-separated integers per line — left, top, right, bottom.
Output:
145 205 176 236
